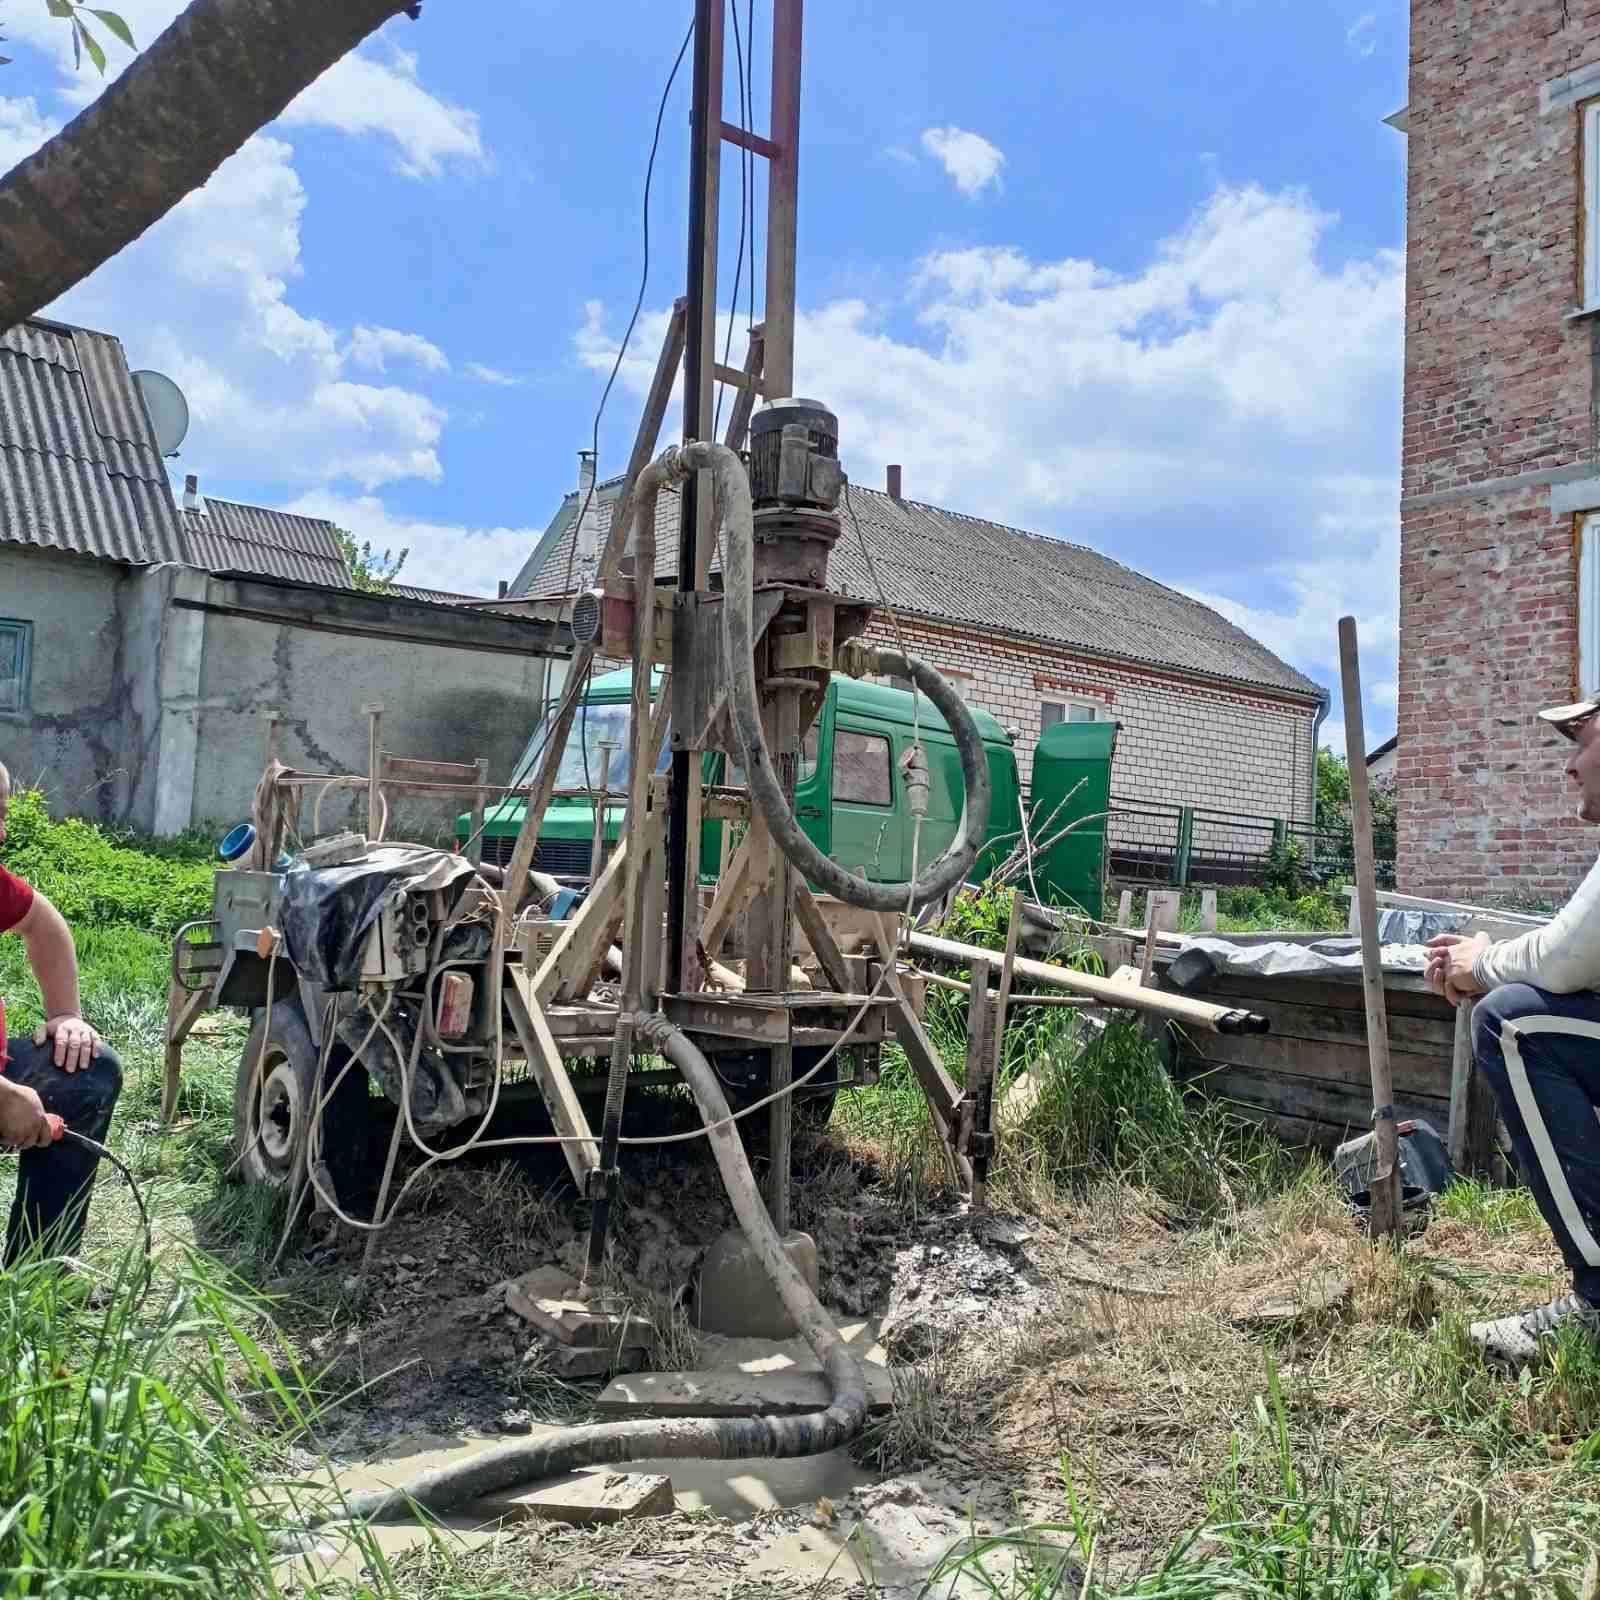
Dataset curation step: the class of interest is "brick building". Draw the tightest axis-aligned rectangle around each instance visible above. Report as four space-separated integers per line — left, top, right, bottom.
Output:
509 461 1327 843
1396 0 1600 898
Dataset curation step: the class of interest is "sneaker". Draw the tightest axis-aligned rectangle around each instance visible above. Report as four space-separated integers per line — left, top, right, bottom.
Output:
1469 1292 1600 1365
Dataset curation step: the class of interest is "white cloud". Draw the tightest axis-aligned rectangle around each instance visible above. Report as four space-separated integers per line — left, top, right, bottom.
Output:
920 126 1005 197
1346 12 1377 58
282 45 484 179
465 362 523 388
285 490 541 598
583 182 1403 730
348 325 450 375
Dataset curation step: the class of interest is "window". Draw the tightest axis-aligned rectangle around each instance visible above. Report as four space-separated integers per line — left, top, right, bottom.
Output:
833 730 893 806
1587 102 1600 309
1582 515 1600 690
0 620 31 717
1040 697 1099 729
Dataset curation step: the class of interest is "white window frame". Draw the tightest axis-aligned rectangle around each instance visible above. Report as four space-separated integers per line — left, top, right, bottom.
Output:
1040 697 1101 728
1585 101 1600 309
1582 515 1600 692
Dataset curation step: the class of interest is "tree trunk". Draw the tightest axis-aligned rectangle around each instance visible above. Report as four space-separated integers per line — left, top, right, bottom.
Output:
0 0 415 332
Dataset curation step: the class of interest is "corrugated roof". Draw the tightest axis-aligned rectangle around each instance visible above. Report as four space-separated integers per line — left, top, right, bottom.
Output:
512 475 1322 701
391 582 479 605
0 319 187 565
182 496 351 587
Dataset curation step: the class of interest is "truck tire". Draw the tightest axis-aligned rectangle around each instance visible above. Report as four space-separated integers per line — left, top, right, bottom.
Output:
234 1001 372 1198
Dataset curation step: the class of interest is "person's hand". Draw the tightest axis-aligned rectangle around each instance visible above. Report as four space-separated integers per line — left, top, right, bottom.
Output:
0 1078 53 1149
34 1015 102 1075
1424 932 1491 1004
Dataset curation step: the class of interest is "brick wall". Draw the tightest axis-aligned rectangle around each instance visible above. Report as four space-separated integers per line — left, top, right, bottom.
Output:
860 612 1321 825
1398 0 1600 897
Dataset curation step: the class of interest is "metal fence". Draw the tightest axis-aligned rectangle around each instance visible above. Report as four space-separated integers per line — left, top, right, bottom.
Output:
1101 796 1395 892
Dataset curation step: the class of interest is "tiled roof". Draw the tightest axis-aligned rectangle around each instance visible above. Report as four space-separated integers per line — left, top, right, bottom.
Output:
182 496 351 587
512 474 1322 701
0 318 186 564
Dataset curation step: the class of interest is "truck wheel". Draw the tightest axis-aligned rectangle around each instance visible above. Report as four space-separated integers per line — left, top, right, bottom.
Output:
235 1002 370 1197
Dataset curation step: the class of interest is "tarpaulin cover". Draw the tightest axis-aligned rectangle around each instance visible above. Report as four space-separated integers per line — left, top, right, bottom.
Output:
1165 935 1427 991
280 846 478 991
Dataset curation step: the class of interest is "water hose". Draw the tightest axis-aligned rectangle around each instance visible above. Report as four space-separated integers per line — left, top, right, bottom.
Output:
683 438 992 911
314 1012 867 1526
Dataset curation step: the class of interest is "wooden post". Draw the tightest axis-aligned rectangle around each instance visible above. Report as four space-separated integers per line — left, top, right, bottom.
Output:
590 742 616 889
362 703 383 842
468 757 488 866
1448 998 1472 1170
1139 915 1160 988
764 0 802 399
960 957 993 1156
1338 616 1402 1238
973 891 1024 1211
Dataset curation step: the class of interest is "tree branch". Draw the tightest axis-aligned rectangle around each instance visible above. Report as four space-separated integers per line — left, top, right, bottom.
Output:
0 0 416 332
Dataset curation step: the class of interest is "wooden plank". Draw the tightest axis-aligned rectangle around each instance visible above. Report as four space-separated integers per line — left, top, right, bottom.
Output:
380 754 481 781
1448 998 1473 1169
533 841 628 1004
501 984 600 1186
719 119 780 160
472 1471 674 1526
763 0 801 398
699 834 755 960
723 325 765 453
1216 994 1453 1053
162 981 212 1126
1171 1030 1451 1097
1187 1060 1449 1134
792 878 853 994
595 1366 895 1419
1166 972 1454 1020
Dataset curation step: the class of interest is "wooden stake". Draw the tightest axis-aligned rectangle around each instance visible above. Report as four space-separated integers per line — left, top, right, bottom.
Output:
1338 615 1403 1239
362 703 383 841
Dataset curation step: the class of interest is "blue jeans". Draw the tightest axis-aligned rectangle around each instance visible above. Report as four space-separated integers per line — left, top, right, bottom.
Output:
2 1036 122 1266
1475 985 1600 1302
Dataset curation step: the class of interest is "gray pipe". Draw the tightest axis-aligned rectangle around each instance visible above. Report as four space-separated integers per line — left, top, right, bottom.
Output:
684 440 992 912
315 1015 866 1526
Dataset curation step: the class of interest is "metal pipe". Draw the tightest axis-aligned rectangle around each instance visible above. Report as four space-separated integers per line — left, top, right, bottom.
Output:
905 929 1269 1035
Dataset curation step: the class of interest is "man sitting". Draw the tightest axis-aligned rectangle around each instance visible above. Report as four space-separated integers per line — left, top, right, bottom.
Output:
0 762 121 1266
1427 694 1600 1362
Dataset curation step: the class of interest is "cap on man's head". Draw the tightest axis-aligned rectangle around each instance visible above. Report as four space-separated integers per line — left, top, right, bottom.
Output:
1539 694 1600 740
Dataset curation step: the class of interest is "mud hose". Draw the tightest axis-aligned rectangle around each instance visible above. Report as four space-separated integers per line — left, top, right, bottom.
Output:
685 439 992 912
314 1015 867 1527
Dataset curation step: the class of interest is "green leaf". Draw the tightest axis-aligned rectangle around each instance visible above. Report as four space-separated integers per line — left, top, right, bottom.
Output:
88 8 133 48
75 16 106 73
45 0 74 18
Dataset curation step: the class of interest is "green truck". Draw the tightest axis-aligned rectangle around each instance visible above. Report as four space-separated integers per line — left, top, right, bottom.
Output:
461 668 1113 916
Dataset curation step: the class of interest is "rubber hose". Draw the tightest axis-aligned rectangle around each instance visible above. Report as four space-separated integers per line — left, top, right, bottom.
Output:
692 439 992 911
314 1016 867 1526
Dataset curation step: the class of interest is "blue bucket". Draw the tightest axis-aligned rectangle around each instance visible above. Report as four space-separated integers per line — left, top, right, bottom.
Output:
218 822 256 863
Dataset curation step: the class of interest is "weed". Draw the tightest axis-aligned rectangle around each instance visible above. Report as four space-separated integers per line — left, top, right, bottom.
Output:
1436 1179 1544 1238
1 787 214 936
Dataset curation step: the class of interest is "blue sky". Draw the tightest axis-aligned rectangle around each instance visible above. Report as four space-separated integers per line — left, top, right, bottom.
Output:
0 0 1408 751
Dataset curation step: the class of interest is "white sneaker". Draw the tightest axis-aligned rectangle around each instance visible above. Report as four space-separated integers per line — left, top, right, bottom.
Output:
1469 1292 1600 1365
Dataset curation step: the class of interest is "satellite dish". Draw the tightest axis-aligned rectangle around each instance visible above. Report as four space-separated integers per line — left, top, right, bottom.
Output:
131 370 190 457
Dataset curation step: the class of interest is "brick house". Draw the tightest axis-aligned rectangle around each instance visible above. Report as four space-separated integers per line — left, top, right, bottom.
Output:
509 459 1329 853
1395 0 1600 898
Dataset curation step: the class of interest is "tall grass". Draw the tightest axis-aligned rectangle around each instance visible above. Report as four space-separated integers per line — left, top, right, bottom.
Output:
0 1243 383 1593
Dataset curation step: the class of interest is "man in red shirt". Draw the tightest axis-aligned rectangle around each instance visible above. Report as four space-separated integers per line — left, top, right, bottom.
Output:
0 763 121 1265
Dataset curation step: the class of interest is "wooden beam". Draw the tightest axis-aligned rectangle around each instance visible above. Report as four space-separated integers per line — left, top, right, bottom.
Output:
720 119 780 160
713 361 764 395
763 0 802 398
699 834 755 960
534 841 629 1005
724 327 765 453
502 981 600 1186
499 300 687 920
792 880 852 994
162 982 211 1127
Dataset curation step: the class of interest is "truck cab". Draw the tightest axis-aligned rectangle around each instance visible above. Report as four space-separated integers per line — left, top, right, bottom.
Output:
460 668 1024 891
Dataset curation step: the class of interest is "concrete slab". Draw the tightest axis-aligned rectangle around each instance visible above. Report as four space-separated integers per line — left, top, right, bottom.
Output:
504 1266 655 1352
469 1470 674 1525
594 1364 897 1418
696 1229 819 1338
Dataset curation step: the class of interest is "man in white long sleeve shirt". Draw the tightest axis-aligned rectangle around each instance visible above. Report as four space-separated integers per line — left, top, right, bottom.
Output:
1426 694 1600 1362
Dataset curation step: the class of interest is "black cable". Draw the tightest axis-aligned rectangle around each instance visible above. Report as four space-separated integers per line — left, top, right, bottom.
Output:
554 14 694 609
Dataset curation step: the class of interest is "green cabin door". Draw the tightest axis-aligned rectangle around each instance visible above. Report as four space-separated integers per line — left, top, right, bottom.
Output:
1031 720 1117 919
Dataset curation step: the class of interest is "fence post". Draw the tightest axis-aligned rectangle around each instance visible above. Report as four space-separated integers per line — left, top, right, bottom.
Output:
1175 806 1194 888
